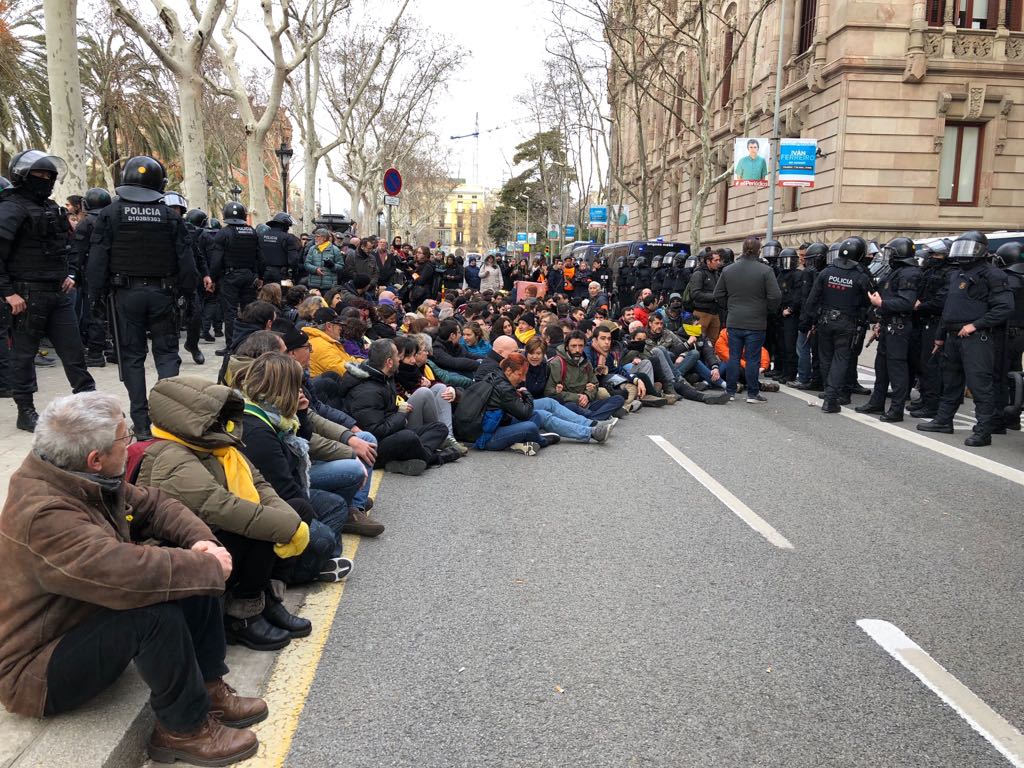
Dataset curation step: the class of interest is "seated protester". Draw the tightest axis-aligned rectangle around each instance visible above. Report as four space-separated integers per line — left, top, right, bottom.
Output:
369 303 398 339
272 321 379 517
460 320 492 359
338 311 370 359
633 295 656 326
0 392 265 767
474 353 550 456
303 306 360 377
568 306 586 326
217 300 278 383
394 335 466 455
489 315 514 343
515 312 537 345
674 318 727 390
432 318 481 374
295 295 326 329
618 305 636 329
138 376 310 652
337 338 458 475
544 331 625 421
475 334 519 379
584 281 610 319
237 353 377 571
282 285 308 324
542 324 564 353
585 322 653 412
524 336 552 400
714 327 775 393
644 314 730 405
658 293 687 334
336 273 374 304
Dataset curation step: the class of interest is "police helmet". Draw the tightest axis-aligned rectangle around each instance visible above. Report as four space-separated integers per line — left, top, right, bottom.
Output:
928 239 950 258
650 255 662 269
615 255 626 270
222 201 248 226
634 256 648 268
672 253 686 268
804 242 827 269
761 239 782 261
83 187 112 211
117 156 167 202
163 191 188 211
185 208 209 227
778 247 798 270
664 251 677 266
268 212 294 229
949 230 988 264
883 237 917 268
995 242 1024 274
684 254 698 270
0 176 10 192
8 149 67 186
718 247 735 265
838 236 867 264
208 218 222 230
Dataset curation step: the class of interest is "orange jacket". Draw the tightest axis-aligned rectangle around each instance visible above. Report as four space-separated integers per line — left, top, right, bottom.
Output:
714 328 770 371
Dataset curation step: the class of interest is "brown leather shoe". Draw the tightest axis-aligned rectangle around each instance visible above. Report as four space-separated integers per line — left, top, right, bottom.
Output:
206 678 269 728
148 715 258 766
342 508 385 537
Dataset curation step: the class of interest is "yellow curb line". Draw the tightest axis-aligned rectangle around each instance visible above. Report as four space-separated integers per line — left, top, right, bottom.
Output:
245 471 383 767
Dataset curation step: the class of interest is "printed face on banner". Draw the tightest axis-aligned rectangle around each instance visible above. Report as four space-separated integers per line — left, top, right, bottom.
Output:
733 137 769 187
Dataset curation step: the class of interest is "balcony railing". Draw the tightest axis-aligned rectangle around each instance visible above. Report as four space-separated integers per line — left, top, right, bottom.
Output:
924 27 1024 61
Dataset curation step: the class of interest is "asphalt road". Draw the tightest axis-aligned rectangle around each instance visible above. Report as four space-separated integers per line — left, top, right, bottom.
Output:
285 377 1024 768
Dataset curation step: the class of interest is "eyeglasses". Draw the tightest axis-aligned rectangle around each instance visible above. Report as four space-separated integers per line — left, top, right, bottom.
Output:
113 428 136 445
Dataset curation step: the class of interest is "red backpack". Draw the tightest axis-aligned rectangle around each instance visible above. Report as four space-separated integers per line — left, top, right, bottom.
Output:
125 439 158 484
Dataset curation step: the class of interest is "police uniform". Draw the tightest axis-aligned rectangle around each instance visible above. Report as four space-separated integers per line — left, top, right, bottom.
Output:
181 217 209 358
929 259 1012 441
260 220 300 284
803 251 872 410
88 175 196 435
210 206 262 349
860 261 922 419
910 254 953 417
74 203 109 363
0 153 95 429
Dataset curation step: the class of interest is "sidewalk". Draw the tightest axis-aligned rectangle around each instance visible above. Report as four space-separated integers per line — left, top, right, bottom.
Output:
0 338 281 768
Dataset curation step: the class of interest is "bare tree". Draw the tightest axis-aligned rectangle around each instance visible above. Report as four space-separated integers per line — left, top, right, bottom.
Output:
41 0 87 198
108 0 227 210
389 139 457 245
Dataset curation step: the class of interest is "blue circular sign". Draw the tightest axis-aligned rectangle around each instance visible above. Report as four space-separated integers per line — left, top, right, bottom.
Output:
383 168 402 196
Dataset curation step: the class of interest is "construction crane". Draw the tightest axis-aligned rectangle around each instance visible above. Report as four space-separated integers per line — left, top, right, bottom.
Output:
449 113 532 185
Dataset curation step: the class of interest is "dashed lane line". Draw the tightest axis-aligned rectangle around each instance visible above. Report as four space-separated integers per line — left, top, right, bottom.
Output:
858 619 1024 767
247 470 382 767
649 435 794 550
779 385 1024 489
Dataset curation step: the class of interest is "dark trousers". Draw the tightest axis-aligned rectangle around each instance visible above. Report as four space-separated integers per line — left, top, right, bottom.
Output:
114 286 180 430
582 393 625 420
202 288 222 334
845 325 868 388
184 291 202 350
818 319 856 402
44 595 226 733
916 319 943 412
998 329 1024 427
217 530 276 601
867 321 913 413
779 314 799 380
273 496 339 586
220 270 257 348
375 423 449 466
263 266 289 284
11 288 94 409
936 331 998 435
87 296 109 354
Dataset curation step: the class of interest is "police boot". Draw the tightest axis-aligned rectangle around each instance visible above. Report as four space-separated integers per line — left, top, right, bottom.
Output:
16 406 38 433
854 402 884 414
185 344 205 365
821 399 841 414
85 351 107 368
879 409 903 423
964 432 991 447
917 420 954 434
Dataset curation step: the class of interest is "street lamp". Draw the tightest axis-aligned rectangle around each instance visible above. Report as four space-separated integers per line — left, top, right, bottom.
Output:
274 141 294 214
229 183 242 202
519 193 530 251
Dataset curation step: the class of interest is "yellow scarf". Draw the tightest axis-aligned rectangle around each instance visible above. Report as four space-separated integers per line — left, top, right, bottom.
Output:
150 425 260 504
515 327 536 344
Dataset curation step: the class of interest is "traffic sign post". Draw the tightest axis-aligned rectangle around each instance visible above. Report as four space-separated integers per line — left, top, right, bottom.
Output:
382 168 402 244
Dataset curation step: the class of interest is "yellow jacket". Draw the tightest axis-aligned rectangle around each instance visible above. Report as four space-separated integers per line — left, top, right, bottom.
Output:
303 326 358 377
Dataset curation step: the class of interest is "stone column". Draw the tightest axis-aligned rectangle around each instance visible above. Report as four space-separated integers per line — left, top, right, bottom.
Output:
905 0 929 81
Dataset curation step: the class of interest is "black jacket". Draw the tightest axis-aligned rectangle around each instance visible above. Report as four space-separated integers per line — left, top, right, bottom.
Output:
687 266 720 312
432 336 479 374
482 370 533 422
336 364 407 438
238 409 313 503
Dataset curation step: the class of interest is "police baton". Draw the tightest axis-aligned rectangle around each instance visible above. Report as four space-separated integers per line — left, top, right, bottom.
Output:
107 293 125 383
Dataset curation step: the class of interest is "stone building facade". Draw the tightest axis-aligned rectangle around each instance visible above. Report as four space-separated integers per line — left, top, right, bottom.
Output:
610 0 1024 249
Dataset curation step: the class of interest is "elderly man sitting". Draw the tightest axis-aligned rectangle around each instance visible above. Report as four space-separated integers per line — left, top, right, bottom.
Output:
0 392 266 766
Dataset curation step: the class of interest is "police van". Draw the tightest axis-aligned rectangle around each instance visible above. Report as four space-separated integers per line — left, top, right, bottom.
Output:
599 240 690 289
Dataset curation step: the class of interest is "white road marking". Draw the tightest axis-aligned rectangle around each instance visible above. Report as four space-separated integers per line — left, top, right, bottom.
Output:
781 385 1024 488
648 435 794 550
858 619 1024 767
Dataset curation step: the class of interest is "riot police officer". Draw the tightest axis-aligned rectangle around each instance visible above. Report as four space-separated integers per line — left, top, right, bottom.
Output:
88 157 196 439
793 242 828 389
615 255 635 311
775 247 802 384
260 211 300 284
0 150 95 431
164 193 211 365
909 241 953 418
918 231 1012 446
650 255 667 298
802 236 872 413
75 187 112 367
854 237 922 421
993 242 1024 430
188 209 222 341
633 255 652 292
209 201 262 353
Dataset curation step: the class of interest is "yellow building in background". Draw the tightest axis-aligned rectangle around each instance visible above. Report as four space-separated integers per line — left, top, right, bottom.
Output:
438 183 490 252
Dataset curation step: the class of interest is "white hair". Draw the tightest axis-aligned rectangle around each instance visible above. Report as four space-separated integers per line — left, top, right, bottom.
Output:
33 392 124 471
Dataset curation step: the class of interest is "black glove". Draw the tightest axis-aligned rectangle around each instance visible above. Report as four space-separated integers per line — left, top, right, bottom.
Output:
323 258 335 270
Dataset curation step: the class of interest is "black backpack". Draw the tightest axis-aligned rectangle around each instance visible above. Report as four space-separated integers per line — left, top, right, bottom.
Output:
452 379 495 442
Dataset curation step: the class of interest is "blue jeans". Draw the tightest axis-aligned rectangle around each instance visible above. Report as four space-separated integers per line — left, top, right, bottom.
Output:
309 489 348 557
796 330 812 383
345 431 376 510
532 397 595 441
726 328 766 396
483 420 542 451
309 458 366 507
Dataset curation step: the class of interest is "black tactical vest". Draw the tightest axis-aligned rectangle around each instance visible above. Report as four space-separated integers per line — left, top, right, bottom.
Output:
224 225 259 270
0 189 70 281
109 200 177 277
944 263 1007 326
819 265 864 313
260 230 288 267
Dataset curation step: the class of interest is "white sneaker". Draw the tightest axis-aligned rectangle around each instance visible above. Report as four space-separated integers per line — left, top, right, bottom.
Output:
627 399 643 413
509 442 539 456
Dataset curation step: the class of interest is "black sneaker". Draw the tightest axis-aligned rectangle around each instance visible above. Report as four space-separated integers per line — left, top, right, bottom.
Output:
746 394 767 403
214 348 228 357
16 407 38 432
384 459 427 476
318 556 354 582
539 432 561 446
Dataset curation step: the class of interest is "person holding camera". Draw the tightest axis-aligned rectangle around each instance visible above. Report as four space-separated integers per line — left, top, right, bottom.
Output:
303 228 344 292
